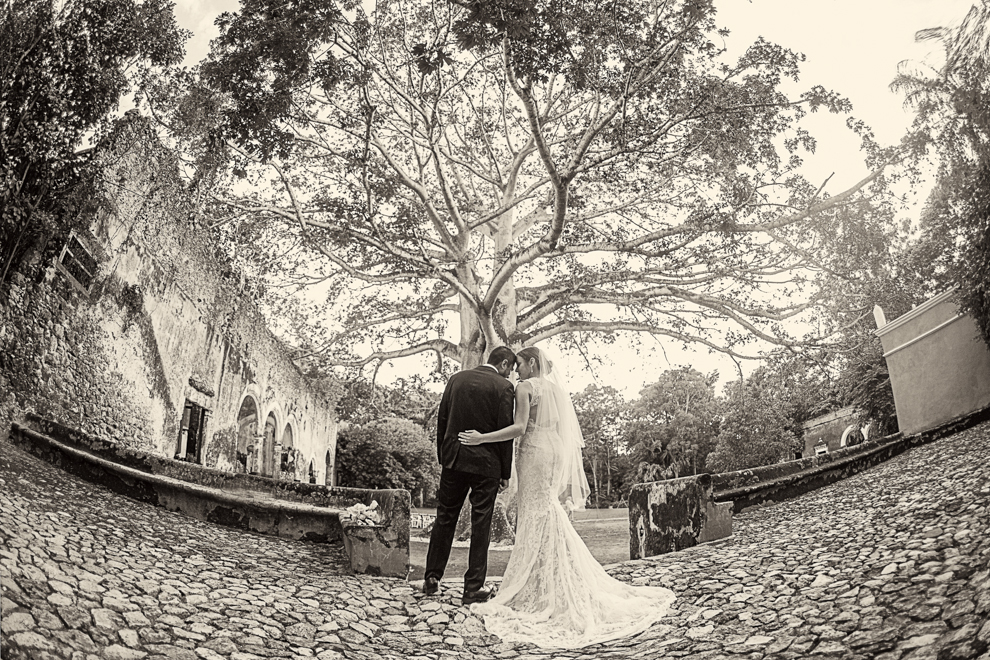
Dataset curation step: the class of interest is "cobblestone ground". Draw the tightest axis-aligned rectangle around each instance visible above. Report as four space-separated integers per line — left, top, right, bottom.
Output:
2 424 989 660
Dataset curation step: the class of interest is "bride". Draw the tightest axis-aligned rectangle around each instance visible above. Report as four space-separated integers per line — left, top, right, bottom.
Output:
458 346 674 649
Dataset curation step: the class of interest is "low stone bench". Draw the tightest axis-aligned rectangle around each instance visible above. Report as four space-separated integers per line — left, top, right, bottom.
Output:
8 417 410 578
628 473 732 559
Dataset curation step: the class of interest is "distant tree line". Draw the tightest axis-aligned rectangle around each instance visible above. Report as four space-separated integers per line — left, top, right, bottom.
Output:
1 0 185 285
573 343 895 508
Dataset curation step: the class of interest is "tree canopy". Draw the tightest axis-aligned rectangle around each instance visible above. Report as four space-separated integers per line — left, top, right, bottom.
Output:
150 0 896 375
706 349 843 472
624 366 720 480
572 383 629 506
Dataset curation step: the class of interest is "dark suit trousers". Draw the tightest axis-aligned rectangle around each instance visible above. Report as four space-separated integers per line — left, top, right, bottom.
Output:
424 467 501 592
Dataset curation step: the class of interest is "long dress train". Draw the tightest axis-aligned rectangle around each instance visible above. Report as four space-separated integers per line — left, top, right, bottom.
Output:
471 379 674 648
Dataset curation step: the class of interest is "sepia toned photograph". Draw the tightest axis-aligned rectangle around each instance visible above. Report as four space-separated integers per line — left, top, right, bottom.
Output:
2 0 988 658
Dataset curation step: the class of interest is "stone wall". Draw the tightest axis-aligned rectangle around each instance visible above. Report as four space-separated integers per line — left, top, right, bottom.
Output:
628 474 732 559
10 419 411 577
0 115 340 484
801 406 863 456
712 404 990 513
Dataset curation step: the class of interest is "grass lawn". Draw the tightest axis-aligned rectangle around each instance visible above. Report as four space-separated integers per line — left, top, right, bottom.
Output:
408 509 630 582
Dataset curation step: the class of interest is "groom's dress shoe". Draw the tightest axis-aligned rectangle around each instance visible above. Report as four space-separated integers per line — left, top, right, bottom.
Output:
423 577 439 596
462 588 494 604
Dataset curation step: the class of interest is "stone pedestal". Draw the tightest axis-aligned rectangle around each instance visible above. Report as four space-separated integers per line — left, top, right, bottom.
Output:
698 501 733 543
628 474 732 559
341 523 409 578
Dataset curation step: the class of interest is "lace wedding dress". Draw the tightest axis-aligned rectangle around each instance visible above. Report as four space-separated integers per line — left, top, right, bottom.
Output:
471 377 675 649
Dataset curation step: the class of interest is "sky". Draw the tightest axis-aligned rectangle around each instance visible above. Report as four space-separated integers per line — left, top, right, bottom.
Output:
167 0 976 398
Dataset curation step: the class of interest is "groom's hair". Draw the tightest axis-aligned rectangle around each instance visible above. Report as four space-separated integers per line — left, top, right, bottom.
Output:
487 346 516 366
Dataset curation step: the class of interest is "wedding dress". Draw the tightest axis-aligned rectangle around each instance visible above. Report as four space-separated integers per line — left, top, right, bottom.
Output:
471 354 674 649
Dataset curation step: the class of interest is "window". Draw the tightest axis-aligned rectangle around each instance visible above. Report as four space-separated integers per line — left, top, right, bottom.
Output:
56 231 99 292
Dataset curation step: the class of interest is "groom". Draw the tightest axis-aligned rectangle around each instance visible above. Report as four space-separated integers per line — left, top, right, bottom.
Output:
424 346 516 604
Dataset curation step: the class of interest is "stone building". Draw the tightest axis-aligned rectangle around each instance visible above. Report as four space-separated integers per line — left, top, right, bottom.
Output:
800 406 868 458
0 116 340 485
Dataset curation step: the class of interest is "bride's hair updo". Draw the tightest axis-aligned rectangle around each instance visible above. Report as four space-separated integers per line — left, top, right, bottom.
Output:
516 346 552 374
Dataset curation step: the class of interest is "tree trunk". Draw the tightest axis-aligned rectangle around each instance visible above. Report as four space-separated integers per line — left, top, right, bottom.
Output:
591 456 600 508
605 448 612 499
446 196 527 539
490 191 518 348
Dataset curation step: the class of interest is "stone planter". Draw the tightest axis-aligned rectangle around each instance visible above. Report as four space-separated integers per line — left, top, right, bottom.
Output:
340 522 409 578
628 473 732 559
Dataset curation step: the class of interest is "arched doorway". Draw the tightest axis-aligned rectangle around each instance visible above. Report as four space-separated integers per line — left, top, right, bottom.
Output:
262 413 278 476
280 425 295 480
236 397 259 474
325 450 332 487
308 460 316 484
841 425 865 448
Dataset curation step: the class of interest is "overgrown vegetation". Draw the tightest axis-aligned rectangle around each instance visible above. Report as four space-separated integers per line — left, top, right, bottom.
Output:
1 0 186 285
894 3 990 346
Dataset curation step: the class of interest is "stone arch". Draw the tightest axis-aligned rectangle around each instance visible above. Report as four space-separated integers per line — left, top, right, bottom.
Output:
325 450 333 487
308 459 317 484
261 410 279 477
840 425 864 449
280 421 296 480
235 393 262 474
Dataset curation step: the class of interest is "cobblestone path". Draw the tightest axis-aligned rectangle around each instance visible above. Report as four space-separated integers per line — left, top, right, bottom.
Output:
2 423 989 660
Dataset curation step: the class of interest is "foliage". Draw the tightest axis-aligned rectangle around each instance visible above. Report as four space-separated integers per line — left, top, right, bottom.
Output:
572 384 630 507
0 0 186 283
707 351 837 472
147 0 895 377
334 416 440 496
335 377 440 429
826 239 945 436
624 367 720 481
706 377 798 473
759 350 841 429
893 2 990 346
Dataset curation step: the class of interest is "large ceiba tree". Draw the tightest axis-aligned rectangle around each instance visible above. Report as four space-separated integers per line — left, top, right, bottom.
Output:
178 0 896 372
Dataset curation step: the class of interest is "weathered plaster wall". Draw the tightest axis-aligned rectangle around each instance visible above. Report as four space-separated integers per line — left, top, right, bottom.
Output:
628 473 732 560
0 275 160 450
876 289 990 436
0 116 339 482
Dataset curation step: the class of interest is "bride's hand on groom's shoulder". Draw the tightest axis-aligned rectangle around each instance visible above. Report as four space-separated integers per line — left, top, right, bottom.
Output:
459 430 483 445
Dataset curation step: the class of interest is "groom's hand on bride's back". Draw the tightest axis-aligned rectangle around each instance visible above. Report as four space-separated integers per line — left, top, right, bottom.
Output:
459 430 483 445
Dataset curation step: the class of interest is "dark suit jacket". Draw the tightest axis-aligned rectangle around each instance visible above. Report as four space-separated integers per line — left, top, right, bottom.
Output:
436 365 515 480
